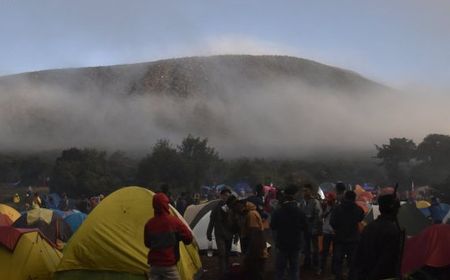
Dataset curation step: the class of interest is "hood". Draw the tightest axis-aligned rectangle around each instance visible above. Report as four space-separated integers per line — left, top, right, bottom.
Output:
245 201 257 211
153 193 170 215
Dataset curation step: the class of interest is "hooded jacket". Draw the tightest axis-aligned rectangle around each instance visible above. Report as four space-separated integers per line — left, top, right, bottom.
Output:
144 193 193 266
243 202 268 259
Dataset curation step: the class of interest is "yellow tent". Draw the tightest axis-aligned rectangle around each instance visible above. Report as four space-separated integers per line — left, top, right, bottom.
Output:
55 186 202 280
0 204 21 223
416 200 431 209
0 227 62 280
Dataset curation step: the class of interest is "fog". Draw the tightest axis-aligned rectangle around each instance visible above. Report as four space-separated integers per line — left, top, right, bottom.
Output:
0 69 449 158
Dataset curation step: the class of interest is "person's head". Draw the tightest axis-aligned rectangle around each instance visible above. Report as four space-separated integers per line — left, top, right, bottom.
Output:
303 184 313 199
378 194 400 215
226 195 237 207
344 190 356 202
335 182 346 194
220 188 232 202
284 184 299 201
153 192 170 215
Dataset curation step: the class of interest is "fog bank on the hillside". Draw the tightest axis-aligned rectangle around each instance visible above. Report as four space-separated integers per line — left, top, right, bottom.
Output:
0 78 449 158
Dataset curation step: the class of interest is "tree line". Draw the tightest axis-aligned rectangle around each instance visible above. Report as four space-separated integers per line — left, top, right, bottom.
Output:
0 134 449 199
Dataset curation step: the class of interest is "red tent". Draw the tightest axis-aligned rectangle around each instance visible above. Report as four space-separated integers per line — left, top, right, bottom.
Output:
0 213 13 226
402 224 450 275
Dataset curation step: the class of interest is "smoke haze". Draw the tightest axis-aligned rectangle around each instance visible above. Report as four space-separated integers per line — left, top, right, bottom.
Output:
1 59 449 158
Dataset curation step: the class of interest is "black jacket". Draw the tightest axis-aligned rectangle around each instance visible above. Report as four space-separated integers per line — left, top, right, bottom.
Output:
353 215 403 280
270 200 308 252
330 200 364 243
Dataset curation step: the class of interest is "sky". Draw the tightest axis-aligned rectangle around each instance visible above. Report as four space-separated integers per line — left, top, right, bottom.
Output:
0 0 449 89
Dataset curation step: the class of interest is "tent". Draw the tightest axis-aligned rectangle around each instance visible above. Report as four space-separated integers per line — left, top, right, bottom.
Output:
364 204 431 236
45 193 62 210
0 226 62 279
0 204 21 223
402 224 450 275
233 182 252 196
184 200 220 225
398 203 432 236
0 213 14 226
12 208 73 244
416 200 431 209
184 200 241 253
55 186 202 280
64 210 87 232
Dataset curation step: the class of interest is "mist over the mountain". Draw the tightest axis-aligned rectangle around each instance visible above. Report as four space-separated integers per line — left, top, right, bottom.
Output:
0 55 449 158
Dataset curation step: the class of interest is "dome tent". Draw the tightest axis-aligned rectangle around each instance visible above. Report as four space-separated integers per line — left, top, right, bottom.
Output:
0 204 21 223
184 200 241 253
55 186 202 280
12 208 73 244
0 226 62 280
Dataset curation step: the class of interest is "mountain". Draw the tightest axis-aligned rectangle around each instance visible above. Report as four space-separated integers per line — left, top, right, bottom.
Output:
0 55 390 156
0 55 385 97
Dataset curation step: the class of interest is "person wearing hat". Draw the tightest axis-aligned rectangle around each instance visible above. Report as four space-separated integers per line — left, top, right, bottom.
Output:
352 193 403 280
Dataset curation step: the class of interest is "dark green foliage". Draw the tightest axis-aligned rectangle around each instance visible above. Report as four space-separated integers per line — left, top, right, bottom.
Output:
50 148 135 196
137 136 222 191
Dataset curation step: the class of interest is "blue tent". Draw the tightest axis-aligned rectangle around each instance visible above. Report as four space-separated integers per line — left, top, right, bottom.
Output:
234 182 252 195
46 193 61 209
64 210 87 232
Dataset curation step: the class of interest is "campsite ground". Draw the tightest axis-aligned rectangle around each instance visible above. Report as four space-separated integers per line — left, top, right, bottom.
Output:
200 253 335 280
200 230 335 280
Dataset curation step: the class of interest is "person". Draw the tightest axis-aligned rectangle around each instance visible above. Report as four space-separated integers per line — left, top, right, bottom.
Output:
320 192 337 275
160 183 175 206
247 184 268 220
335 182 346 204
59 193 70 211
271 184 308 280
31 192 42 208
236 199 268 280
206 188 235 275
330 190 365 280
13 193 20 204
352 192 403 280
175 192 188 215
144 192 193 280
300 184 322 271
429 196 444 224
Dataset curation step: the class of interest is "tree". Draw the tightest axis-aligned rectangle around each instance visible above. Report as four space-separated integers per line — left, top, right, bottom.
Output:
416 134 450 167
137 139 185 188
50 148 113 196
375 138 416 184
178 135 221 190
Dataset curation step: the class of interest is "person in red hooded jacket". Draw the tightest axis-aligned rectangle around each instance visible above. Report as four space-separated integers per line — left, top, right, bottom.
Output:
144 192 193 280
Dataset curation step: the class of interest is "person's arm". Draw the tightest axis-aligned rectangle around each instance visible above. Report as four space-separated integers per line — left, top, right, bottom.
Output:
206 207 216 241
270 209 279 231
144 223 152 248
330 207 338 230
177 219 193 245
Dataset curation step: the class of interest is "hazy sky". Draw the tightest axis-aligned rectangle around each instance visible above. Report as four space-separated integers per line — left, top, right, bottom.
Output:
1 0 449 88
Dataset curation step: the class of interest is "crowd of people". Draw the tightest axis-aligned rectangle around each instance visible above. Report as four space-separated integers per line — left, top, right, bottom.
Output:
11 186 104 213
144 182 417 280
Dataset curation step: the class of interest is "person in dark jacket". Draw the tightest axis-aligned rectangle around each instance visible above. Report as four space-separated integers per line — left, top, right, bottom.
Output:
271 184 308 280
352 193 403 280
330 190 364 280
144 192 193 280
300 184 322 270
247 184 268 220
206 188 235 275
